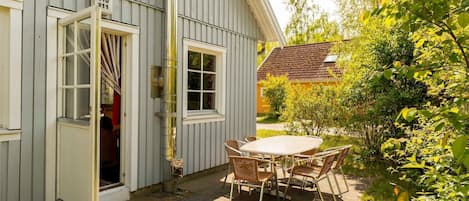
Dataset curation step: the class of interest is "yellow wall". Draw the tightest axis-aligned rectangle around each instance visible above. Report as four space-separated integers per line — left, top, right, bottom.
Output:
256 84 271 114
256 81 337 114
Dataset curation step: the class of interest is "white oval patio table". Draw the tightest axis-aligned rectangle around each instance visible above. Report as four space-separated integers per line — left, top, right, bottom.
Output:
239 135 323 200
239 135 323 156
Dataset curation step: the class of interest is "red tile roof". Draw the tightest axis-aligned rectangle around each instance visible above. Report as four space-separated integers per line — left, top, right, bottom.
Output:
257 42 342 82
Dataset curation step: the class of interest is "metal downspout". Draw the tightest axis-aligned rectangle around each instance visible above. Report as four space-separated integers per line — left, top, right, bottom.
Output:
162 0 179 191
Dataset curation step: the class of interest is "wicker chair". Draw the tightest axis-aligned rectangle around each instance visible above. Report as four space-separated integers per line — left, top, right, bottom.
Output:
324 145 353 195
244 136 257 142
223 140 244 187
285 151 340 201
229 156 276 201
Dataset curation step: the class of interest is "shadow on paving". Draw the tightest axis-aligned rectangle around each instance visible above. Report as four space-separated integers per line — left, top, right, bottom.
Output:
131 168 362 201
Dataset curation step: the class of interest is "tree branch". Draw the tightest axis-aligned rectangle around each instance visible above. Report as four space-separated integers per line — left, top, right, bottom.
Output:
441 22 469 70
408 5 469 70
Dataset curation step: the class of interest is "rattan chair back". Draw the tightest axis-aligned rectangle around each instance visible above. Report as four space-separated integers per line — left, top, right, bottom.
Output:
224 140 241 157
318 152 338 177
300 148 318 156
333 145 352 170
245 136 257 142
230 156 259 183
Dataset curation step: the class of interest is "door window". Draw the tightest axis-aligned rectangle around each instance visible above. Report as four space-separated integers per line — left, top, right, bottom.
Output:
60 21 91 120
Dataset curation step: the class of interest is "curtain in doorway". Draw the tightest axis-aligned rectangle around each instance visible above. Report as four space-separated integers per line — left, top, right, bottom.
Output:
101 33 122 126
101 33 122 95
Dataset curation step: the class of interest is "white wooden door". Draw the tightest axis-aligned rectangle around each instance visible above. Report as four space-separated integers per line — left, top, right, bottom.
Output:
56 6 102 201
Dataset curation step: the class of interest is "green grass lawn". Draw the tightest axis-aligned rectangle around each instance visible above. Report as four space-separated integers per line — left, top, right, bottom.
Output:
256 115 284 124
256 129 412 201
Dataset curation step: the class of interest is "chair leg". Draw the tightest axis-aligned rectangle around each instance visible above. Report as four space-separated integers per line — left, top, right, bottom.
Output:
259 181 265 201
284 172 294 200
326 175 337 201
301 176 307 190
282 157 287 178
229 179 235 201
340 167 350 193
332 171 342 196
315 182 325 201
223 165 231 188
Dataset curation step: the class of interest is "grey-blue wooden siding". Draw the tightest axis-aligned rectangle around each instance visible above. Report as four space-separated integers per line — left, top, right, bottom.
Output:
176 0 261 175
12 0 263 199
0 141 20 201
48 0 167 191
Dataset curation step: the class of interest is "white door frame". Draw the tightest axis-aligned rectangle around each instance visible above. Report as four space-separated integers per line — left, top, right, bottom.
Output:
46 7 140 201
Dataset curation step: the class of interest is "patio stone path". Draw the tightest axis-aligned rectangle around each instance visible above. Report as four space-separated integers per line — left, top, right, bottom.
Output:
131 167 366 201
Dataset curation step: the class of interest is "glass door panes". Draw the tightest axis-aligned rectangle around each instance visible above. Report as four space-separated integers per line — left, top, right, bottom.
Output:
187 50 216 112
61 20 91 120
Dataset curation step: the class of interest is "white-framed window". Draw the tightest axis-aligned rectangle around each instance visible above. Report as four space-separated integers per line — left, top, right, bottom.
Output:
260 87 265 97
183 39 226 124
324 54 338 63
58 21 92 120
0 0 22 132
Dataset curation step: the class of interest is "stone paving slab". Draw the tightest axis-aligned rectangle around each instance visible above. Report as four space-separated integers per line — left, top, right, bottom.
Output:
131 168 366 201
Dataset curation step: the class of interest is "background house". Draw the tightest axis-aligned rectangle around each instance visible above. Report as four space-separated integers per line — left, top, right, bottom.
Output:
257 42 342 114
0 0 285 200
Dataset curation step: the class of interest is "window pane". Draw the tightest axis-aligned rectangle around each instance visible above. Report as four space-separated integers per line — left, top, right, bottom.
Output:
188 71 201 90
203 92 215 110
203 54 216 72
188 51 201 70
64 56 74 85
77 52 90 85
203 73 216 90
65 24 74 53
188 92 200 110
77 22 90 51
64 88 74 118
76 88 90 120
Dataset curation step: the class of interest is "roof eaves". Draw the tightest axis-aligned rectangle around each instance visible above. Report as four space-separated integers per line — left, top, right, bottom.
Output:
247 0 286 47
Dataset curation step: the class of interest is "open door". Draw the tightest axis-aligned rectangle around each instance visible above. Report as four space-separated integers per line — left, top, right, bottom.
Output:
56 6 102 201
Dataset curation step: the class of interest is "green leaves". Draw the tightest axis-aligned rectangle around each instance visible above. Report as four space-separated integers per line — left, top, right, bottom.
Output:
260 74 290 116
458 13 469 28
383 69 394 80
401 107 418 122
452 135 469 169
452 136 467 161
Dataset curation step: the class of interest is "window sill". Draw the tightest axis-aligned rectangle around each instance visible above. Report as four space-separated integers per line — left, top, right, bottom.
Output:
0 128 21 142
183 114 225 125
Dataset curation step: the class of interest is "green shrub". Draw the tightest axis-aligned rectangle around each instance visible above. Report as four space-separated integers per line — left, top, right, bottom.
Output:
259 74 290 118
282 84 344 136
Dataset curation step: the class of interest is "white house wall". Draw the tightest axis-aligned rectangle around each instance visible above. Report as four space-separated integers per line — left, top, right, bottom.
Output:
49 0 168 190
176 0 260 175
10 0 263 200
0 141 20 201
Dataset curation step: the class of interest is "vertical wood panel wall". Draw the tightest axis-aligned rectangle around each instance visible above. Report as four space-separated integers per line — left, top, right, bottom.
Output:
12 0 262 199
0 141 20 201
176 0 259 175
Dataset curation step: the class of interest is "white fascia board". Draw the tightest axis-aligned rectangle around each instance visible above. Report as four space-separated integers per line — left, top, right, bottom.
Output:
247 0 286 47
260 0 286 46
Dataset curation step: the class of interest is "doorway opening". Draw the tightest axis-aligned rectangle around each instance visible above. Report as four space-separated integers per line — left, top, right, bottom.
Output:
99 32 124 190
50 7 139 200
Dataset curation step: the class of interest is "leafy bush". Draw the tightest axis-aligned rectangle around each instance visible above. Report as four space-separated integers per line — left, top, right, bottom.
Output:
337 24 430 154
282 84 345 136
382 116 469 200
259 74 290 118
377 0 469 199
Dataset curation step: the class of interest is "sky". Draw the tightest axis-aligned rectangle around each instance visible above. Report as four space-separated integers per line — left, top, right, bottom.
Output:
268 0 340 31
